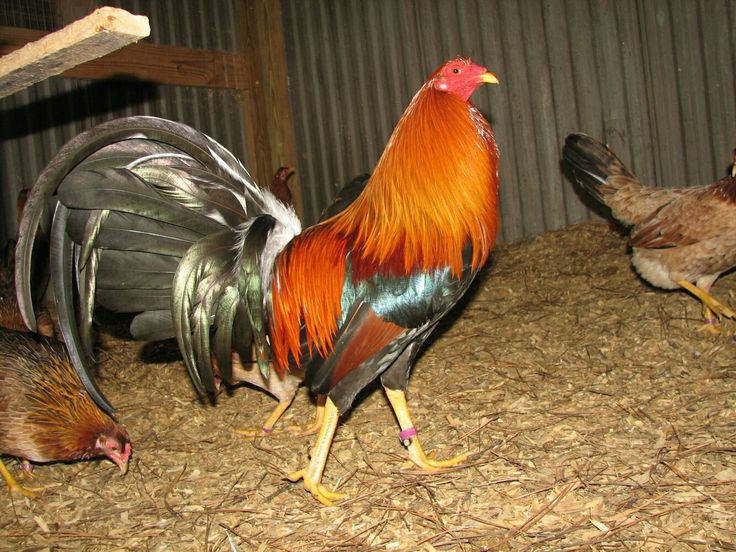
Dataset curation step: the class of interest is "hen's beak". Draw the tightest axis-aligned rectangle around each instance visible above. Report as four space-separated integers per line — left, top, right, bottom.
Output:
108 442 132 475
481 71 500 85
114 457 129 475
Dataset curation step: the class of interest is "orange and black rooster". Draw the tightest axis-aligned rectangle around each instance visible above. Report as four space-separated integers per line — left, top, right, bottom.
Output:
16 57 499 504
0 328 131 496
563 134 736 332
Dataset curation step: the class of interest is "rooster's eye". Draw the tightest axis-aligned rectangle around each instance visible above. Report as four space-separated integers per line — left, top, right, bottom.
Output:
452 68 460 74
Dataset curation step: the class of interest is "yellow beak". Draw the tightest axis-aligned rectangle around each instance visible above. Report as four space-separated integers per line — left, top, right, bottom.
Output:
481 71 500 85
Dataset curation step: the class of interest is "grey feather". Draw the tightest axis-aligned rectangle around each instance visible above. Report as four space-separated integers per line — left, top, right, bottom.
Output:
16 116 302 412
130 310 175 341
66 209 202 257
95 249 177 291
77 247 99 360
212 286 239 384
50 203 115 413
58 168 223 237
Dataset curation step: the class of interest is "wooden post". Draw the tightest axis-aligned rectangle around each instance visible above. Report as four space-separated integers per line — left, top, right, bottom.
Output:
234 0 302 217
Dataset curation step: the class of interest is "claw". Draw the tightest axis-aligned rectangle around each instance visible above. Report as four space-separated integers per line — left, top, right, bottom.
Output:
287 469 345 506
696 320 723 335
0 459 42 497
678 280 736 322
234 398 294 438
286 397 344 505
385 387 470 473
404 445 470 471
285 395 326 437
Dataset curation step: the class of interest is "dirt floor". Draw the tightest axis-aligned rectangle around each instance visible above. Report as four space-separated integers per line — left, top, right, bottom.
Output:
1 221 735 551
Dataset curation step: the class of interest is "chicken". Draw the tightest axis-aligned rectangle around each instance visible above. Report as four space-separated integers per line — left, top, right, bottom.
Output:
270 166 295 205
319 173 370 220
16 57 499 505
274 59 499 504
563 133 736 332
0 327 131 496
0 295 55 337
0 188 56 338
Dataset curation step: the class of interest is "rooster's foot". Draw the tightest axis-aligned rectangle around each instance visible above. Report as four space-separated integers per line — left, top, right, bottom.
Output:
285 395 326 437
402 440 470 472
385 387 471 472
287 469 344 506
287 397 343 505
234 399 294 438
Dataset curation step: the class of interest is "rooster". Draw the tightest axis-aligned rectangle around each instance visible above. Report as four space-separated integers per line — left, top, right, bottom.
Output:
563 133 736 332
16 57 500 505
0 327 131 497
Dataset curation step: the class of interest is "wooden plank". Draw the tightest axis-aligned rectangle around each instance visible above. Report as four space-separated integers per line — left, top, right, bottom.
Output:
0 25 247 90
0 7 150 98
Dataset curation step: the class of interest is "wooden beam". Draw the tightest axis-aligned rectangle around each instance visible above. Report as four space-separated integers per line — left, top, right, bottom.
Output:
0 26 247 90
235 0 302 216
0 7 150 98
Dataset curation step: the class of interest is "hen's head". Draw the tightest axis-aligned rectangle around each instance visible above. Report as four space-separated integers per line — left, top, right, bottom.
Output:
431 57 499 101
95 426 132 474
274 166 295 182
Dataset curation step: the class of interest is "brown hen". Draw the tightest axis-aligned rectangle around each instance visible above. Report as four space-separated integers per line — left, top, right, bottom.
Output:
0 328 131 496
269 166 295 205
564 133 736 332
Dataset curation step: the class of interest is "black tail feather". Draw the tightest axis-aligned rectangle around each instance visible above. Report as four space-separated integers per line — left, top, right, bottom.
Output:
562 133 635 204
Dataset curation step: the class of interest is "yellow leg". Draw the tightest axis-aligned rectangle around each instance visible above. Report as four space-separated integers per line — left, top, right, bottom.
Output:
286 394 326 437
234 398 295 438
678 280 735 332
385 387 469 471
287 397 345 506
0 459 40 498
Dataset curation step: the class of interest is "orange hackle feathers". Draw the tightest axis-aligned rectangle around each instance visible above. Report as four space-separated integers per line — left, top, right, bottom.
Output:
271 58 499 371
271 224 350 365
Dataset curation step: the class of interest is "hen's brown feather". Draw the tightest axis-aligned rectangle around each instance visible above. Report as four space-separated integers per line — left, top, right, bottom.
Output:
564 133 736 294
0 328 130 468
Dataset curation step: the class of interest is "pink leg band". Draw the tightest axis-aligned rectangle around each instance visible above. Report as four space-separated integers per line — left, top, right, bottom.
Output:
399 427 418 441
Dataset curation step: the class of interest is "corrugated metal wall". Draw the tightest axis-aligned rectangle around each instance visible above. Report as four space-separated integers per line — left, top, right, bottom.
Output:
0 0 248 245
281 0 736 242
2 1 735 246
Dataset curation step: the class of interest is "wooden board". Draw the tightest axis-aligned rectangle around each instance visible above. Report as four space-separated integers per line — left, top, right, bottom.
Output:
0 26 247 91
0 7 150 99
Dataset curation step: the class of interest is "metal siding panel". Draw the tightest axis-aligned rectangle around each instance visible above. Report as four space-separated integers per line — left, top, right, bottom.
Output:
671 1 713 186
702 0 736 175
542 1 586 226
476 1 521 244
520 1 566 234
640 1 686 188
614 0 655 182
282 0 735 241
4 1 735 245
